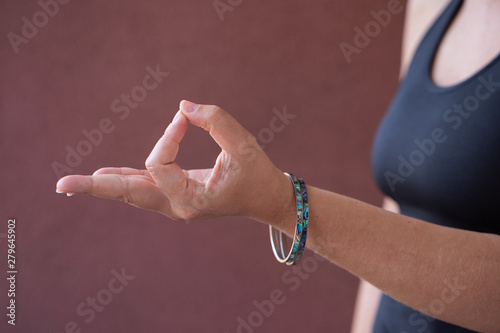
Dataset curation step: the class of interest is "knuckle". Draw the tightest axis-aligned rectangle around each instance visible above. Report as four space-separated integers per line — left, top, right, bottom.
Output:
145 157 158 173
210 105 226 117
208 106 227 126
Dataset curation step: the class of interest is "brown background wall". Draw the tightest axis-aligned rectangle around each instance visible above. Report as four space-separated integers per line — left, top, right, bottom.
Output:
0 0 405 332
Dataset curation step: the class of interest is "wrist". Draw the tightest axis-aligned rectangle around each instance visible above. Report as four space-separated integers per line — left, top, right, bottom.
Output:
249 169 297 236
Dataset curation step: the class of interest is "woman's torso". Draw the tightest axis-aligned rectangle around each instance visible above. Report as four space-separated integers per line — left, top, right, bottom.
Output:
371 0 500 331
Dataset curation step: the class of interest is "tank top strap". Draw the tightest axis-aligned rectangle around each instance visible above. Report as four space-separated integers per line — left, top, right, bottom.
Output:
404 0 463 82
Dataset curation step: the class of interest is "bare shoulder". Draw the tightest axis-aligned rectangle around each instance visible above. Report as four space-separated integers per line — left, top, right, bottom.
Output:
400 0 451 77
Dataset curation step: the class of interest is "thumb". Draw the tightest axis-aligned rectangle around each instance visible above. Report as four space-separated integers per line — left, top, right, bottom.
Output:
179 100 258 156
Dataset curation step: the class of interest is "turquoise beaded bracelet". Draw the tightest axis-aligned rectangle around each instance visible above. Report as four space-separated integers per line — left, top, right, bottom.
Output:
269 173 309 265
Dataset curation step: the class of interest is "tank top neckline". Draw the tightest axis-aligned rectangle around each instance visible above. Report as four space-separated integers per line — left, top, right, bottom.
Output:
419 0 500 93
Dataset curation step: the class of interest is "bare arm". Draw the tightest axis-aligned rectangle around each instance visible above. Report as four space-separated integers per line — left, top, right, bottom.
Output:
278 3 500 327
263 179 500 333
350 197 398 333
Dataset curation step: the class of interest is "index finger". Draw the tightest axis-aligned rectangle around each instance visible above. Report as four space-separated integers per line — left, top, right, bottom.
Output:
179 100 259 157
56 174 172 214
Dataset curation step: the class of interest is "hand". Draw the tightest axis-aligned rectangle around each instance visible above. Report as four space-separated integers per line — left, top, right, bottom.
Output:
56 100 291 223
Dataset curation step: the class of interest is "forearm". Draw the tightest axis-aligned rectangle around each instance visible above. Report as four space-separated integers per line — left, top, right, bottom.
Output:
350 197 394 333
258 175 500 332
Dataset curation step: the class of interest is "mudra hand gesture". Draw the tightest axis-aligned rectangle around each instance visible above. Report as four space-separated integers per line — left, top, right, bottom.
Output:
56 100 292 225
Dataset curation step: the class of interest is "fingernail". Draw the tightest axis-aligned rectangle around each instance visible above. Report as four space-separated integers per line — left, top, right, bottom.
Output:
182 100 199 113
56 190 64 194
67 193 74 197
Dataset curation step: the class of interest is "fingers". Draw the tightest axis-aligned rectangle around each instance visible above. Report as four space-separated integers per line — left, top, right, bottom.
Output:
57 175 91 194
179 100 258 156
93 167 157 185
145 110 188 195
56 174 171 214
